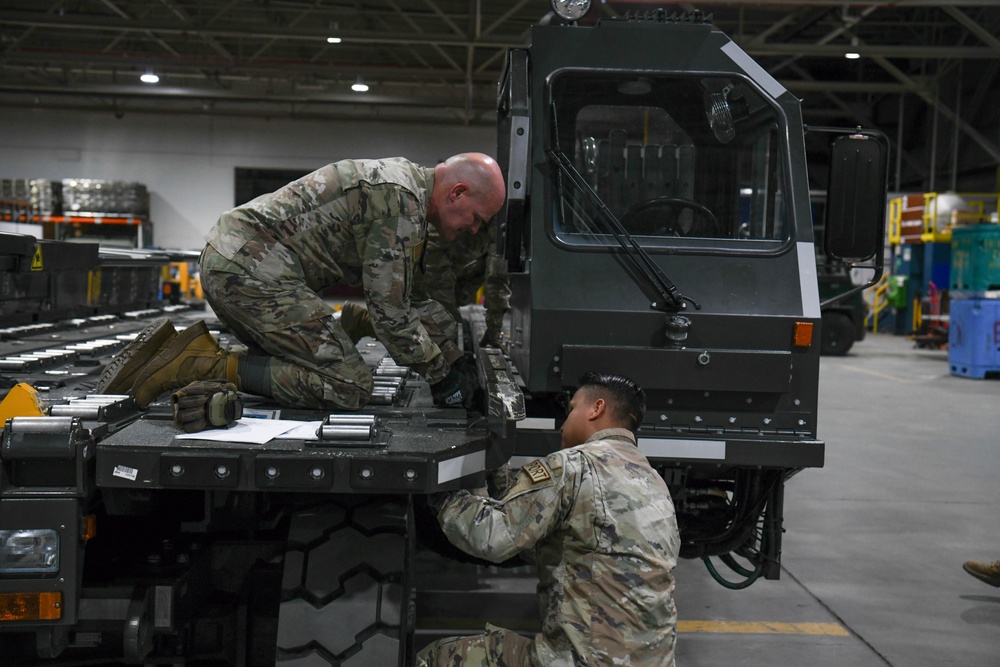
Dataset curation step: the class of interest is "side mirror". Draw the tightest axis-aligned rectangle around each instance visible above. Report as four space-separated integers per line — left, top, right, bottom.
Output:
823 131 889 262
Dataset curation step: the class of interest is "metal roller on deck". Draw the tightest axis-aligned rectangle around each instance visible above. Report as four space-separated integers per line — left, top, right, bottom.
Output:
316 413 383 443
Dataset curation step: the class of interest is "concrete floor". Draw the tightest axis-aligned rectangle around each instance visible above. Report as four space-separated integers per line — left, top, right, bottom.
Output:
673 332 1000 666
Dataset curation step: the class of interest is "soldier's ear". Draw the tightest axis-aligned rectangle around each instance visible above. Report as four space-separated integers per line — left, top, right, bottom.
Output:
588 398 606 422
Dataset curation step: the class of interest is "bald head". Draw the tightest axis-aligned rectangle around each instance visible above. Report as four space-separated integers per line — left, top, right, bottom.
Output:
428 153 506 241
439 153 506 206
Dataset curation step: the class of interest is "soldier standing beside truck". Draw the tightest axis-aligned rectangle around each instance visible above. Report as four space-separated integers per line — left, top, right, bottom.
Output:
418 373 680 667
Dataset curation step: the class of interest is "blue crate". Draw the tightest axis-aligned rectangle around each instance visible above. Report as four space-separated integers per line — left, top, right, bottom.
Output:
949 298 1000 379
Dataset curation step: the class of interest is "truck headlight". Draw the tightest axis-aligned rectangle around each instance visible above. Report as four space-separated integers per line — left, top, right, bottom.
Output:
0 530 60 574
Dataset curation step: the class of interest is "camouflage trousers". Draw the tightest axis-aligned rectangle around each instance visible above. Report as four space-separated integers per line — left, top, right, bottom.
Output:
416 625 535 667
201 246 455 410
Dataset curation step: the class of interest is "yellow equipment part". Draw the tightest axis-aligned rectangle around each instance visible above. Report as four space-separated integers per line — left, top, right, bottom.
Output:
0 382 47 425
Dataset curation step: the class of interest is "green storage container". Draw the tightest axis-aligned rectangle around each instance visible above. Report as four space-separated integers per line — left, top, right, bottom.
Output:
951 224 1000 293
885 275 909 308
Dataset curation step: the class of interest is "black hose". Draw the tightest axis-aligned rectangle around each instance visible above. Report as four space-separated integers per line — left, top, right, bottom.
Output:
680 469 778 558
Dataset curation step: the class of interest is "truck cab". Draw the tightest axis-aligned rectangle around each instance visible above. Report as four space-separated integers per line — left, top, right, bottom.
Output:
493 10 887 583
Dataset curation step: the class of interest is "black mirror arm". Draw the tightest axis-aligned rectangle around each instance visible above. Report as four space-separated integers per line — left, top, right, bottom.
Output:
818 258 885 309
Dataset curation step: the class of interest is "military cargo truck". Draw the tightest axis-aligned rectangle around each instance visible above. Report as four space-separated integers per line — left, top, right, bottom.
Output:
0 5 887 665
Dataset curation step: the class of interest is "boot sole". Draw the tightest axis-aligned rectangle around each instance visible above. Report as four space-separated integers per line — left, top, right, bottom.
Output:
95 318 176 395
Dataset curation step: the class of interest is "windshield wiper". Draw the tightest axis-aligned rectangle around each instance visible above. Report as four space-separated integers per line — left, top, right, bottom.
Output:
547 148 700 312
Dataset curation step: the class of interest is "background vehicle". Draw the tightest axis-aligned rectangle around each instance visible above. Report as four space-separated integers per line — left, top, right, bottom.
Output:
0 7 887 665
817 252 869 356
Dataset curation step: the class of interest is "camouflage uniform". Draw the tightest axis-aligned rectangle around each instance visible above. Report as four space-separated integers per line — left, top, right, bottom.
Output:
412 219 510 341
201 158 456 410
419 428 680 666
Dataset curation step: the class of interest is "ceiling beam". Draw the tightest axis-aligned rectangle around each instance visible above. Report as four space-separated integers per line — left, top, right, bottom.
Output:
6 12 995 60
0 81 491 109
0 59 500 85
0 12 518 49
744 43 997 60
871 53 1000 161
648 0 1000 5
940 5 1000 54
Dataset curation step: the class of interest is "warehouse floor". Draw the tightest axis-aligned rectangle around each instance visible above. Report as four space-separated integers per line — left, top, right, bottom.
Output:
673 332 1000 666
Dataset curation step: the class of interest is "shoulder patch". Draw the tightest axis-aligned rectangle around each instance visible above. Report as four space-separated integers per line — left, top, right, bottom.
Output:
412 238 426 265
523 459 552 483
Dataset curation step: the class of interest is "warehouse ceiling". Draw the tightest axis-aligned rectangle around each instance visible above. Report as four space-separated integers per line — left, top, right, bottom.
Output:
2 0 1000 190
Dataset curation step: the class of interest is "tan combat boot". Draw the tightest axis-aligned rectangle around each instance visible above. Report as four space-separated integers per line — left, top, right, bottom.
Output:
129 321 238 408
963 560 1000 587
340 302 376 344
96 318 177 395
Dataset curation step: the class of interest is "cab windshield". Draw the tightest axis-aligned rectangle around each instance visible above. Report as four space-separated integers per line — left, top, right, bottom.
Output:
549 70 790 249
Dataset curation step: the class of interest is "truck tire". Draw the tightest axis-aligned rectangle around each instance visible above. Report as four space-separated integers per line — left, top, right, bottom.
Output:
276 497 413 666
820 311 855 356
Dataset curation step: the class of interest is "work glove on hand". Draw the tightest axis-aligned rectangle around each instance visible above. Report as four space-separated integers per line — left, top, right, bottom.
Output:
453 356 484 410
430 358 482 410
430 367 466 408
171 380 243 433
479 327 507 352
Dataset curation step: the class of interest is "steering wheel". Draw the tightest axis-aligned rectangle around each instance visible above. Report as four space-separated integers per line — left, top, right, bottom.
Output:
619 196 721 237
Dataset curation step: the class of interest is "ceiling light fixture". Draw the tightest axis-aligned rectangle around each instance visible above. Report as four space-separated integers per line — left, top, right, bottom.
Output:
327 37 342 44
351 77 369 93
845 37 860 60
140 70 159 84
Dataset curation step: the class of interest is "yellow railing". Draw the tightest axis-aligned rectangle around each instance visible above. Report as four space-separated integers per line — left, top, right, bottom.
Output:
920 192 998 243
864 273 891 333
888 198 902 245
888 192 1000 245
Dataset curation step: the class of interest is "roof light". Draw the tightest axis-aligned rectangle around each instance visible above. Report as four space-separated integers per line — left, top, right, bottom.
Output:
551 0 591 21
351 77 369 93
140 71 160 84
327 37 342 44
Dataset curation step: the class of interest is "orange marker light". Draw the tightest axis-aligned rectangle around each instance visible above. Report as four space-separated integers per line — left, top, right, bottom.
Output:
0 592 62 621
81 515 97 542
793 321 814 347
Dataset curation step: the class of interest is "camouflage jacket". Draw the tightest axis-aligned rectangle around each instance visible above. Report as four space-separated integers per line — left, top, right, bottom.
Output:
204 158 449 383
435 428 680 666
413 219 510 335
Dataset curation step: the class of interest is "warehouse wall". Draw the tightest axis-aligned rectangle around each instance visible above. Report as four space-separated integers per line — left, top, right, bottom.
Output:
0 108 495 249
